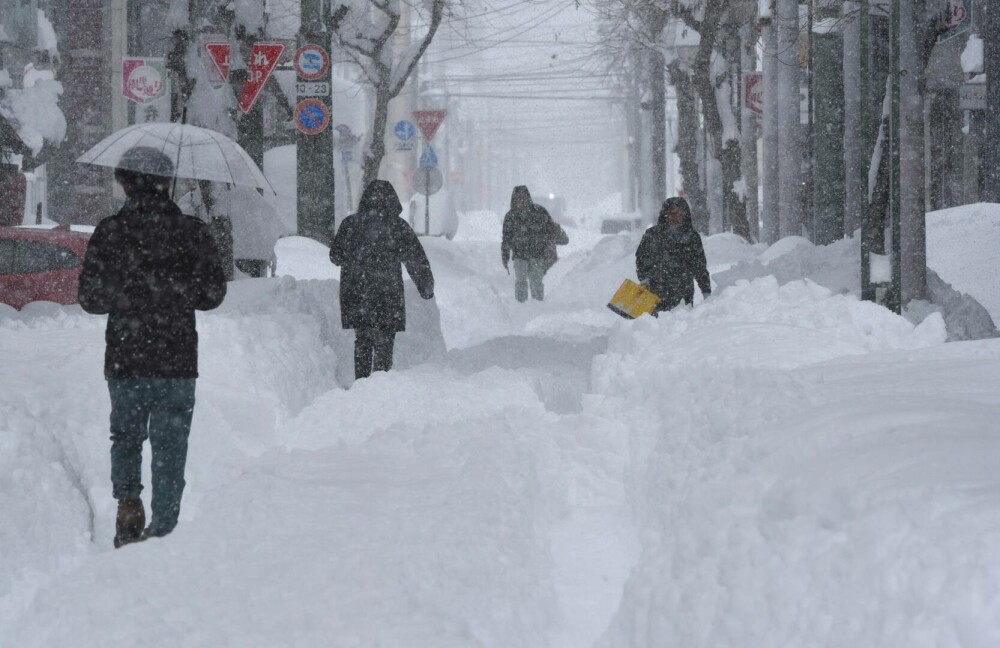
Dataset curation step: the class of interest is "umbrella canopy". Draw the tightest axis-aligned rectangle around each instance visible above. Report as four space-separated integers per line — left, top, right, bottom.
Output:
177 184 289 260
76 123 274 195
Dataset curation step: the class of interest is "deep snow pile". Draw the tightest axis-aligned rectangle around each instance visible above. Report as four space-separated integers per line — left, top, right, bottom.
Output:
713 230 997 341
2 204 1000 647
592 279 1000 646
0 278 443 634
926 202 1000 324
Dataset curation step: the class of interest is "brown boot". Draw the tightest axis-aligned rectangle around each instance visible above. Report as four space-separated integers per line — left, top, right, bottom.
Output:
114 498 145 548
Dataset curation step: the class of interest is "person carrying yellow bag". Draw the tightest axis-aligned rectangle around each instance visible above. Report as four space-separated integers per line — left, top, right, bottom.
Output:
635 196 711 315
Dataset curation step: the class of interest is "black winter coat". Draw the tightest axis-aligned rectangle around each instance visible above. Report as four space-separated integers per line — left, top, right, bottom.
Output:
79 190 227 379
330 181 434 332
502 205 566 262
501 185 565 263
635 217 711 311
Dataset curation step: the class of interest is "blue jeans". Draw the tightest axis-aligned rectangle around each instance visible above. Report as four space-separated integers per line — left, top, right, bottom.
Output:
512 258 546 302
108 378 196 536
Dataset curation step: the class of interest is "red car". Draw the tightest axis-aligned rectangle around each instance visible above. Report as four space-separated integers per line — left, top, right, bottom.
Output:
0 225 92 309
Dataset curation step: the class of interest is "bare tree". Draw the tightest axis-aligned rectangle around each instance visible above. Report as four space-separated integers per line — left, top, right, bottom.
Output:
679 0 754 240
593 0 681 223
667 58 710 232
327 0 447 189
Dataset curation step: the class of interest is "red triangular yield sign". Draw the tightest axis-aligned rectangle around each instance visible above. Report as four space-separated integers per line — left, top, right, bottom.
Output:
413 110 447 141
206 42 231 82
239 42 285 113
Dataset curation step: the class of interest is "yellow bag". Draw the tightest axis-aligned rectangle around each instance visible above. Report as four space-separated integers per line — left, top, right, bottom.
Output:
607 278 661 319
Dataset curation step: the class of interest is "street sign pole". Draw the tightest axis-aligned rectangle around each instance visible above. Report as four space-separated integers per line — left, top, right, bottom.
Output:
296 1 335 245
413 111 446 237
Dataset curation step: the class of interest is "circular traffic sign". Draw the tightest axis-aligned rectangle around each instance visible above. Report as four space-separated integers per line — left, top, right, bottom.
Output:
394 120 416 141
294 98 330 135
295 44 329 81
412 167 443 196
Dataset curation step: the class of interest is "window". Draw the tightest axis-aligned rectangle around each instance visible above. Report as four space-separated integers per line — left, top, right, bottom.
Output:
12 239 82 274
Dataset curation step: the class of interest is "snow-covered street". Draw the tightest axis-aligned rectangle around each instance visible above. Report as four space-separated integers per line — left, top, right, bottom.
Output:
2 208 1000 647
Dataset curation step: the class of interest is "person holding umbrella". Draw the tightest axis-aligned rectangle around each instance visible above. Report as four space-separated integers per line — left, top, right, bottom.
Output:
78 146 227 547
330 180 435 381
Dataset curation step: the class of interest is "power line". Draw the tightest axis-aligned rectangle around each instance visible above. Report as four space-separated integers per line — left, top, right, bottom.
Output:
424 0 579 64
447 93 623 100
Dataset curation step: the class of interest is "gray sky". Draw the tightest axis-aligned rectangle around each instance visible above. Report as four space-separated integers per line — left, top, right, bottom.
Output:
421 0 627 213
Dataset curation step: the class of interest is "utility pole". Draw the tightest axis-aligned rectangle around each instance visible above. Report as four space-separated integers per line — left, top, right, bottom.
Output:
297 0 335 243
897 0 926 304
761 10 780 244
812 3 845 245
886 0 902 313
739 22 760 241
776 0 802 238
806 0 815 241
843 1 864 237
983 0 1000 201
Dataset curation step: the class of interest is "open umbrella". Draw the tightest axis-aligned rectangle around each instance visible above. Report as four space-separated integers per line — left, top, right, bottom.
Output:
76 122 275 195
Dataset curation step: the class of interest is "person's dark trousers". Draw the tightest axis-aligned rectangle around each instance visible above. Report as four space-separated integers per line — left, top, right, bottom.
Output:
354 328 396 380
108 378 196 537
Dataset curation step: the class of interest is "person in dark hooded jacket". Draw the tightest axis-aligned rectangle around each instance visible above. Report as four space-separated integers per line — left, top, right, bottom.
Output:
330 180 434 380
78 146 227 548
501 186 567 302
635 196 711 313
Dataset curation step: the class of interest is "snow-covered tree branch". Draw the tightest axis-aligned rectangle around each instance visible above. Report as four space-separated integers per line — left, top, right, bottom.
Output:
327 0 450 188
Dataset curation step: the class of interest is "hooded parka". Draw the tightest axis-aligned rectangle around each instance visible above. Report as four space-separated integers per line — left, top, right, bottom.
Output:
635 198 711 311
501 186 560 263
330 180 434 332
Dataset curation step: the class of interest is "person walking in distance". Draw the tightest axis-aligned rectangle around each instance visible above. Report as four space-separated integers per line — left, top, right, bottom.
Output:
78 146 227 547
635 196 711 314
330 180 435 381
501 186 567 302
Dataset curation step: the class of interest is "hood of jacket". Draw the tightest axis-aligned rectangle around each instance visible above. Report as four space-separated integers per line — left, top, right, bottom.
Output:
510 185 533 212
657 196 695 231
358 180 403 219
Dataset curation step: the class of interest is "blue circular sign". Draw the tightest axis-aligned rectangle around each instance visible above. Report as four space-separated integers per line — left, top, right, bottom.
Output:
295 98 330 135
394 120 416 141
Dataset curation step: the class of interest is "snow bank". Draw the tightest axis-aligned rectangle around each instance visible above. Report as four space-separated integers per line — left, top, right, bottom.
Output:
0 275 444 630
4 200 1000 647
592 279 999 648
714 229 997 341
215 276 446 387
926 202 1000 325
454 210 503 242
